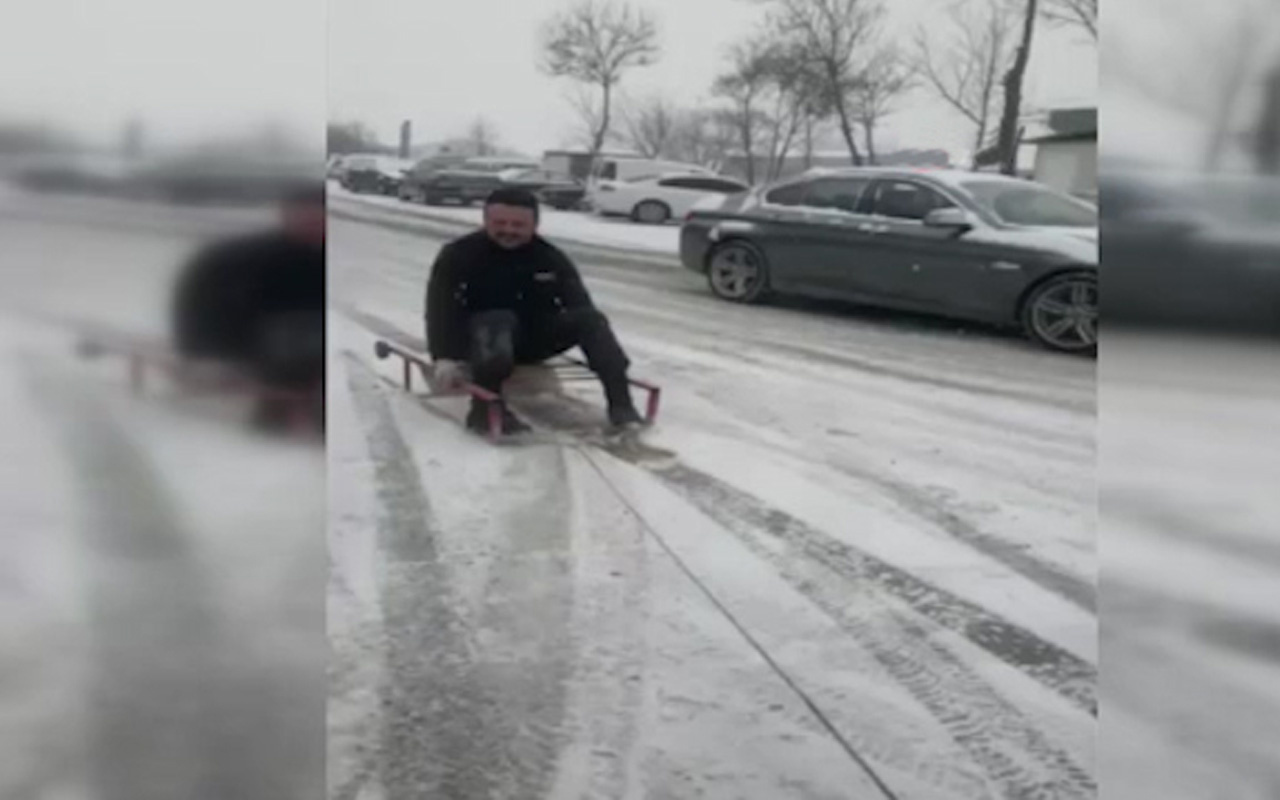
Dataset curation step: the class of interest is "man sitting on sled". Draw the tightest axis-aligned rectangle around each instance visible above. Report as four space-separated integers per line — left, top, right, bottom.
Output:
425 188 643 436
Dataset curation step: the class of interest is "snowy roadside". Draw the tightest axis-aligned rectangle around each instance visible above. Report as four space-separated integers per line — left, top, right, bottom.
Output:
327 182 682 262
327 309 1095 799
0 180 272 240
328 212 1098 798
0 208 326 798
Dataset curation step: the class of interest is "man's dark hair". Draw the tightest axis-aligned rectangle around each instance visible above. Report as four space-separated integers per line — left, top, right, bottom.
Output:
485 188 540 221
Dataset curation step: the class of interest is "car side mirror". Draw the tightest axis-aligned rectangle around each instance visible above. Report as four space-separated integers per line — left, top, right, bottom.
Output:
923 208 975 232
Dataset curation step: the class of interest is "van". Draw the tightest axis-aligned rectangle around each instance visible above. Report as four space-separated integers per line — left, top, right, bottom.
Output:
589 157 714 187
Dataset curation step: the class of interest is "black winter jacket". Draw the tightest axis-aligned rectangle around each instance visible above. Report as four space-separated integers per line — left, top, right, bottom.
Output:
172 231 324 361
425 231 594 360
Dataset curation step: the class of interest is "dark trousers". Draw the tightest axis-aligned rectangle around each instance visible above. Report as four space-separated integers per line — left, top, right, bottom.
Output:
468 308 633 408
252 311 325 389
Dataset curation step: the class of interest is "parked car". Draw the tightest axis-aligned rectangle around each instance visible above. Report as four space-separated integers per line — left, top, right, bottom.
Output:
132 152 319 205
340 155 410 195
497 168 587 210
680 168 1099 354
327 155 347 180
589 156 714 190
593 173 750 224
399 156 539 205
14 153 137 196
1103 164 1280 337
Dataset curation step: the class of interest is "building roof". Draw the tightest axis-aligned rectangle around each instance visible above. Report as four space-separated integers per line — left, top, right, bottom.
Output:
1023 107 1097 144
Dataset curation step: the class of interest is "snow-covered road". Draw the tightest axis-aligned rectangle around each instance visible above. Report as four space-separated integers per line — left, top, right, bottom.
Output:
328 207 1098 798
0 191 325 799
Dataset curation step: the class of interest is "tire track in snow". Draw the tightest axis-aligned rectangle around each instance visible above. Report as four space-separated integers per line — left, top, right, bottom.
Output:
345 353 583 800
820 454 1096 613
597 289 1092 415
345 355 508 800
342 308 1096 713
499 388 1097 795
649 461 1097 715
28 362 304 799
606 457 1096 799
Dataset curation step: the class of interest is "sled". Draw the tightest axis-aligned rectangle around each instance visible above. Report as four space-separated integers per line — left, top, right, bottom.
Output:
74 327 322 435
372 338 662 443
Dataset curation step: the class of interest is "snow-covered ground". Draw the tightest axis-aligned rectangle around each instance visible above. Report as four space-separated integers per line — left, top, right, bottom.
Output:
329 182 682 256
0 195 324 799
1099 334 1280 800
329 209 1098 798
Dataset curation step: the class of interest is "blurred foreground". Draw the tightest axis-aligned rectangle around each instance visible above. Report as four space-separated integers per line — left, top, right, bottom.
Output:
1101 0 1280 796
0 179 325 799
1100 333 1280 799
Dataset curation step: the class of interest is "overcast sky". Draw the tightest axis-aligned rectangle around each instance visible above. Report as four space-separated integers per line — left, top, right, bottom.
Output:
330 0 1097 162
2 0 1094 161
2 0 326 151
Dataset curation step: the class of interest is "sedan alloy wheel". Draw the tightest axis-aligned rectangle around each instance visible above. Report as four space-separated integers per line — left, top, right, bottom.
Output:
708 242 769 304
1024 274 1098 354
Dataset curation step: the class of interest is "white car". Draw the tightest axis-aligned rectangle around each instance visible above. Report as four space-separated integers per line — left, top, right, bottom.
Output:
591 173 750 224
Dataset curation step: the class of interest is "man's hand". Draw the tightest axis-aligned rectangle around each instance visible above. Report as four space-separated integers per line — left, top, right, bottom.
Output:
431 359 467 391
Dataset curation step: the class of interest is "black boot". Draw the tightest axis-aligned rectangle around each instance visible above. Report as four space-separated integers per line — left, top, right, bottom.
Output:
466 399 531 436
603 376 643 429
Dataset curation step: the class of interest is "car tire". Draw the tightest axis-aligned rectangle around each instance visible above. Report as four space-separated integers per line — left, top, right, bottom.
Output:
706 240 770 305
632 200 671 225
1019 271 1098 355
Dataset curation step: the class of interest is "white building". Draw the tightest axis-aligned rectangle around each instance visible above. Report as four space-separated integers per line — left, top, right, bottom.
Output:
1024 108 1097 201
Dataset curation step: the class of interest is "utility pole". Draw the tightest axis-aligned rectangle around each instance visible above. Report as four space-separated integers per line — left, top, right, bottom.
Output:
399 120 412 159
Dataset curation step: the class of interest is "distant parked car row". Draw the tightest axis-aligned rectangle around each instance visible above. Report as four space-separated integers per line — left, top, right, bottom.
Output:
335 154 412 196
14 151 320 205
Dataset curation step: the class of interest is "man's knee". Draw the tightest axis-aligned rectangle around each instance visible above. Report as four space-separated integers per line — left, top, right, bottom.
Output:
468 311 518 383
567 310 629 375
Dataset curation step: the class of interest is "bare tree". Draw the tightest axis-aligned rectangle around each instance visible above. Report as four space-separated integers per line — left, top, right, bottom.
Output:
563 85 610 151
1040 0 1096 40
327 121 384 155
994 0 1038 174
669 109 737 171
913 0 1019 168
760 44 830 179
1256 56 1280 174
466 117 499 157
1105 0 1273 170
760 0 887 167
621 94 680 158
540 0 661 158
714 37 776 183
851 46 914 165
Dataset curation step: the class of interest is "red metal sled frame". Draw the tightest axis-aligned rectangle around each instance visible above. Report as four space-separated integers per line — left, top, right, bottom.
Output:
76 337 321 433
372 339 662 442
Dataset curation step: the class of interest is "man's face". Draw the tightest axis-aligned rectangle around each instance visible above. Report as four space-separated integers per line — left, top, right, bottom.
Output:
282 201 326 246
484 203 537 249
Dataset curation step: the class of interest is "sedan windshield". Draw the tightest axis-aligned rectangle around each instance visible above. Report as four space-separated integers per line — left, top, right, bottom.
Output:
961 180 1097 228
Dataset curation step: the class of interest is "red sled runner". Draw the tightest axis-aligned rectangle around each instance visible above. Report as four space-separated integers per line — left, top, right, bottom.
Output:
75 329 322 436
372 338 661 442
